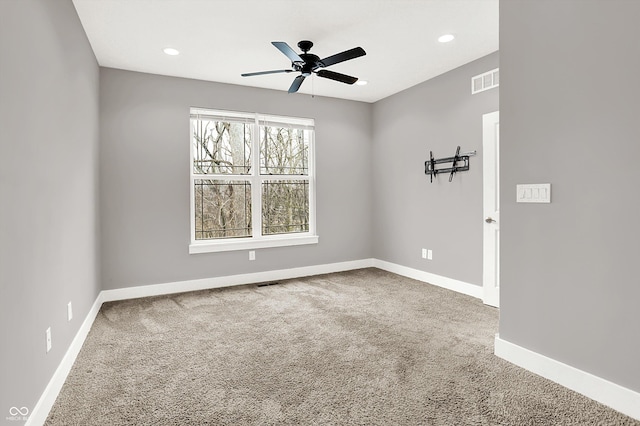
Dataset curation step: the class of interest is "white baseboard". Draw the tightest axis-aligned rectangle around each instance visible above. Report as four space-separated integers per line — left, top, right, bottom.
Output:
373 259 483 299
495 334 640 421
25 292 106 426
101 259 376 303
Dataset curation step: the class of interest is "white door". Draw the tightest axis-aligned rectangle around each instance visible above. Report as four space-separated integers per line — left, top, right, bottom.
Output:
483 111 500 307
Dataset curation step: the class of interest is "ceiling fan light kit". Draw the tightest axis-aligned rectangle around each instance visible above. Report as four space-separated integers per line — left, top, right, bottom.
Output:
241 40 366 94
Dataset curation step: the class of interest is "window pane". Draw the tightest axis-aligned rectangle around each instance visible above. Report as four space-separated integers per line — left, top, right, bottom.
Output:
260 127 309 175
194 180 251 239
262 180 309 235
192 119 252 174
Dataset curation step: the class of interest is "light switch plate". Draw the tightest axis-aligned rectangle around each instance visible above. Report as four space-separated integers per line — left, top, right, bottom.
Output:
517 184 551 203
46 327 52 353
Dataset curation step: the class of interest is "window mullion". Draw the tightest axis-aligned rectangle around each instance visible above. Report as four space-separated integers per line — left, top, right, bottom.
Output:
308 130 316 235
261 175 310 182
251 115 262 239
190 118 196 243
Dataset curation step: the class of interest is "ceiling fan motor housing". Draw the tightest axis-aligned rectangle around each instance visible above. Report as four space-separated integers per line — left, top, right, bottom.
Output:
295 53 321 76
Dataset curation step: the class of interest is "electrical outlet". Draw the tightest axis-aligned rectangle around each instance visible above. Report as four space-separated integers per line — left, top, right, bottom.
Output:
421 248 427 259
427 250 433 260
67 301 73 321
249 250 256 261
45 327 52 353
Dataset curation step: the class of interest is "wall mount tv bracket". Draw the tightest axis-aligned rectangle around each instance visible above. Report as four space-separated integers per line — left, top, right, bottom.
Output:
425 146 476 183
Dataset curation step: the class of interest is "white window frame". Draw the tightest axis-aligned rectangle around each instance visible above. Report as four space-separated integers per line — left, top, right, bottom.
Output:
189 108 318 254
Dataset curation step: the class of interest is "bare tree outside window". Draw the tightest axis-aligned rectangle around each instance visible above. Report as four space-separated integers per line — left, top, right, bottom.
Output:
193 119 251 175
262 180 309 235
190 109 314 245
260 127 308 175
194 180 251 239
260 126 309 235
192 117 252 239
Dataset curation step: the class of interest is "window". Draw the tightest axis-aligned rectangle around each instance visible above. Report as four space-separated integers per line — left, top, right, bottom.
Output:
189 108 317 253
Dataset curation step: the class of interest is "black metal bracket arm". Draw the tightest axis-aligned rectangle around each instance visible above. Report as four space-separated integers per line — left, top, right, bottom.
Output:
425 146 476 183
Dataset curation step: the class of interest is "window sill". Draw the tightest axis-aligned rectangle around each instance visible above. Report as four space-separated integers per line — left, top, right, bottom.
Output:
189 234 319 254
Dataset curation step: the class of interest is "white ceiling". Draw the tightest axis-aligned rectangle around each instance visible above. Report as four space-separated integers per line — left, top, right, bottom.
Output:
72 0 499 103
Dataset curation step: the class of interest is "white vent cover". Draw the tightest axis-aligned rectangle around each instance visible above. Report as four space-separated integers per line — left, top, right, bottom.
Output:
472 68 499 94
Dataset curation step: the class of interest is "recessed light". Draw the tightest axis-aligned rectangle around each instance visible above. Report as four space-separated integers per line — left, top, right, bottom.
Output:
163 47 180 56
438 34 455 43
356 80 368 86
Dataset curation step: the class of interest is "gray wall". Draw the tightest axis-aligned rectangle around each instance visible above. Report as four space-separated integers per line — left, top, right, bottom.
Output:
500 0 640 392
99 69 373 289
0 0 100 420
372 53 499 285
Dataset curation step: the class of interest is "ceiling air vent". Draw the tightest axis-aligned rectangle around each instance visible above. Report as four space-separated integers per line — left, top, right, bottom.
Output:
471 68 499 94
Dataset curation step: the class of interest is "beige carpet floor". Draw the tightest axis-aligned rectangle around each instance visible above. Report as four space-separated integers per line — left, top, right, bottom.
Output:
45 268 639 425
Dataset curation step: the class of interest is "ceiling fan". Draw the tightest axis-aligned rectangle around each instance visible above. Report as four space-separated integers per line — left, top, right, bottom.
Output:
241 40 366 93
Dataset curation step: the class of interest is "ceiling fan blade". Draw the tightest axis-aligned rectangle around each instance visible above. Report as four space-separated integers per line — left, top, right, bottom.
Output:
316 69 358 85
318 47 366 68
288 75 306 93
272 41 303 63
241 69 293 77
